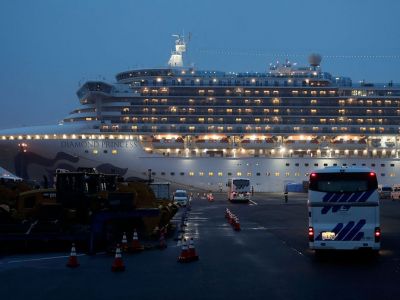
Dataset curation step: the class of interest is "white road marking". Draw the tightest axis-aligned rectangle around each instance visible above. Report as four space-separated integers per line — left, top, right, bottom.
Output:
1 254 86 265
249 200 258 205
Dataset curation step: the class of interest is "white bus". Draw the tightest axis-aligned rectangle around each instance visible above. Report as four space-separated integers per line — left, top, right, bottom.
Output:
227 178 251 202
308 167 380 251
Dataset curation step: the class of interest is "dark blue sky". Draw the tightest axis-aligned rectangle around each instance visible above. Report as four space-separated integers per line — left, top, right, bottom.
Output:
1 0 400 129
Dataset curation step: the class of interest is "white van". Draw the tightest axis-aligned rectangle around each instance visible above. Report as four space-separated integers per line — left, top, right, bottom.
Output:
308 167 380 251
173 189 188 206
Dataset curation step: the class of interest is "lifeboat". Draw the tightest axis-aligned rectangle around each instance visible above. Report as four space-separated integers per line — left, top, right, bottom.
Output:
194 139 226 149
240 139 277 149
331 139 367 150
152 138 184 149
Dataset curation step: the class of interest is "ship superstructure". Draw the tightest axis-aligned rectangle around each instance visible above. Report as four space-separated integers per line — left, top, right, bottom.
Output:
0 35 399 191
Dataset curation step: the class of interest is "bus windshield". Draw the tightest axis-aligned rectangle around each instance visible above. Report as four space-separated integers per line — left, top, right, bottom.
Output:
233 179 250 189
309 172 378 193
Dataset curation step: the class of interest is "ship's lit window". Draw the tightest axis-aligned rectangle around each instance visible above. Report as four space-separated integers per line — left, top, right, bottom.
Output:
199 172 204 176
189 126 195 131
189 172 194 176
285 172 290 177
208 172 214 176
198 118 205 123
218 172 223 177
263 90 270 95
247 172 252 177
390 173 396 177
237 172 242 176
275 172 280 177
235 118 242 123
93 149 98 154
295 172 300 177
112 150 118 155
226 99 232 104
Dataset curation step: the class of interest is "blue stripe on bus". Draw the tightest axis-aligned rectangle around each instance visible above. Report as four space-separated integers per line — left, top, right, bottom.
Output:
343 219 366 241
332 194 353 212
323 192 334 202
352 232 364 241
348 192 363 202
358 190 374 202
335 221 355 241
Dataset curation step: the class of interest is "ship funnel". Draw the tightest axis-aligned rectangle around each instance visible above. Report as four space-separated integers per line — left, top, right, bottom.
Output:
308 53 322 68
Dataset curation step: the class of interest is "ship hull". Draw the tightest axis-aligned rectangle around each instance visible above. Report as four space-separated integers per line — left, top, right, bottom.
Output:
0 139 399 192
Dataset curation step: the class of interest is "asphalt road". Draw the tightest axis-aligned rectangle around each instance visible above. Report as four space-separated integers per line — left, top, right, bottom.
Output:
1 192 400 300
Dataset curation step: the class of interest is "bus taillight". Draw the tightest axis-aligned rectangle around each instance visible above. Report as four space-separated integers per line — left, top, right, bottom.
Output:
308 227 314 242
374 227 381 242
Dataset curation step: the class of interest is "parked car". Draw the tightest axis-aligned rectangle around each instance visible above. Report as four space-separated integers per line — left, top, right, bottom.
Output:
378 186 392 199
391 185 400 200
173 189 188 206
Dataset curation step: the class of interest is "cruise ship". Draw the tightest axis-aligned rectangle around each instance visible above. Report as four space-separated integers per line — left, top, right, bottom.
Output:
0 35 399 192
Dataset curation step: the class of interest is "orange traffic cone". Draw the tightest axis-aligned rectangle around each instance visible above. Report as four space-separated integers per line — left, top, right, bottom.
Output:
66 243 80 268
225 208 230 219
177 239 190 263
188 238 199 261
121 232 128 252
130 230 144 252
228 213 234 225
233 217 241 231
111 244 125 272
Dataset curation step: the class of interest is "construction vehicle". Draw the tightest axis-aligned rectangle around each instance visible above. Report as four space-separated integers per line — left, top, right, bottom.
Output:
0 170 179 253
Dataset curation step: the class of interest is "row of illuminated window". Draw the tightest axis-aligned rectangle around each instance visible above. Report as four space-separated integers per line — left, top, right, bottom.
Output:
129 125 394 134
135 98 400 107
142 87 337 96
147 171 396 178
124 107 399 116
86 149 119 155
122 116 396 126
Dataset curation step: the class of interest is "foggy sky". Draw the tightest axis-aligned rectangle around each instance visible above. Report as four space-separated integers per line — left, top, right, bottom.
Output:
1 0 400 129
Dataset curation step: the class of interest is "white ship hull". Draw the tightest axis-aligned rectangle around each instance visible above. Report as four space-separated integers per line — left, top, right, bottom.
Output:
1 139 399 192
